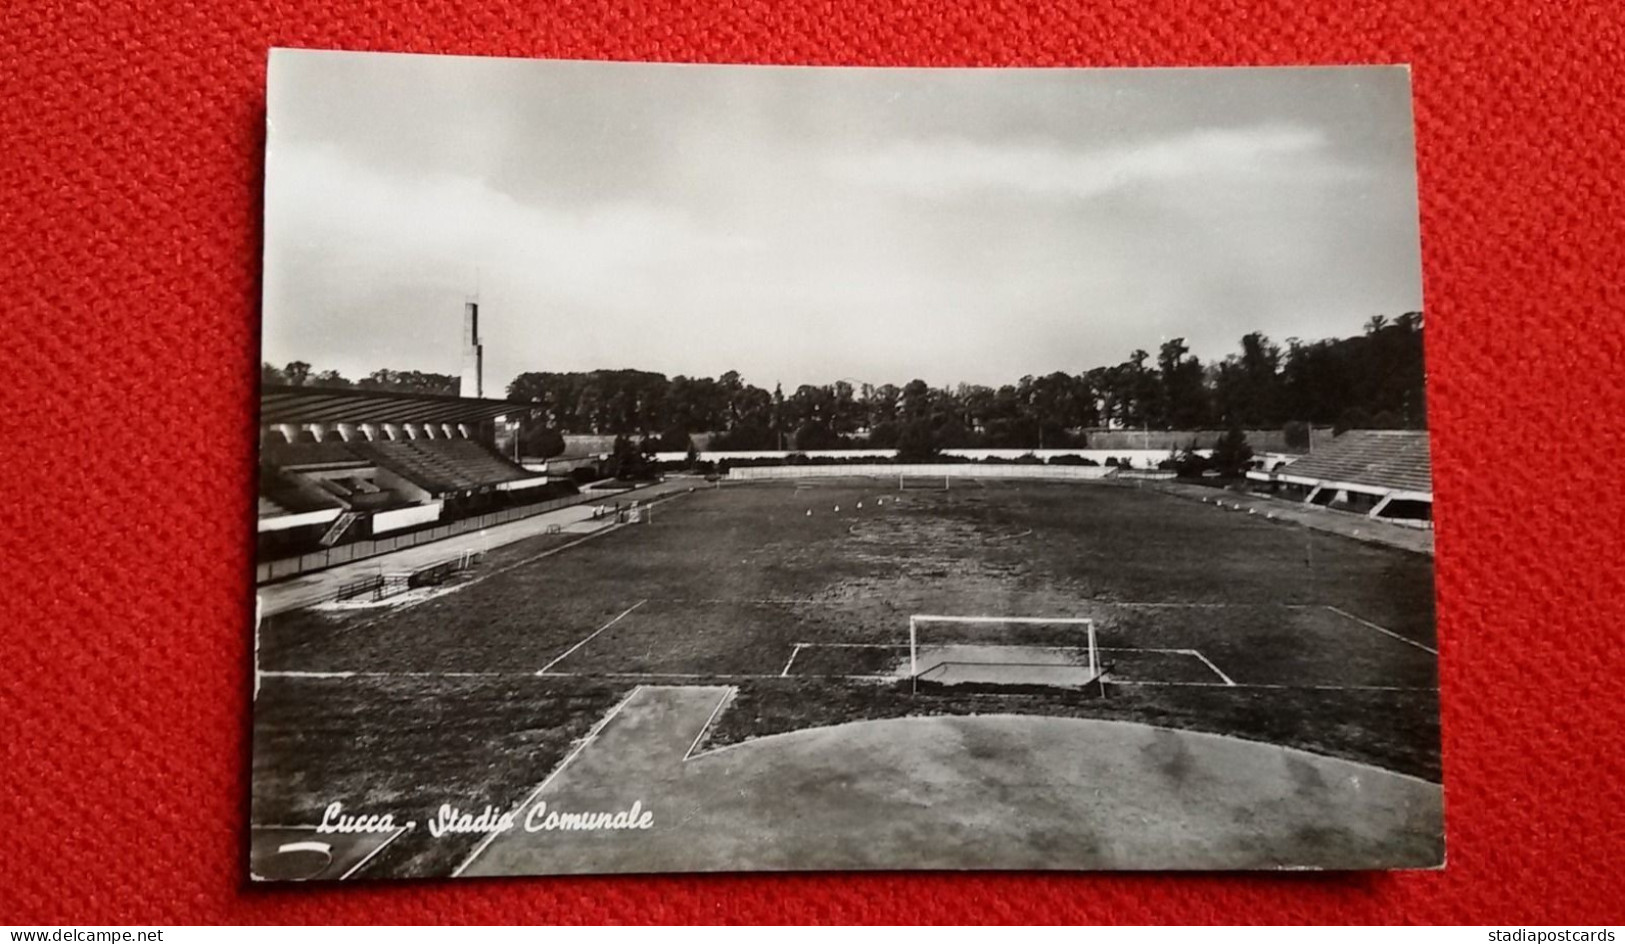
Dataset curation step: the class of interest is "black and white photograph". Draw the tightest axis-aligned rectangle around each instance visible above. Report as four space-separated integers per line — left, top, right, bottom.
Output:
251 50 1440 881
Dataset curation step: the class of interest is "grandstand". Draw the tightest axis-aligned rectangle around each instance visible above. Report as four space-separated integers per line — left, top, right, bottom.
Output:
257 385 577 576
1245 429 1432 524
360 438 533 493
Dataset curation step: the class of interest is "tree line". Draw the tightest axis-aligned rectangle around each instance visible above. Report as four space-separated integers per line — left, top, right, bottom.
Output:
505 313 1425 454
262 311 1423 455
261 363 460 396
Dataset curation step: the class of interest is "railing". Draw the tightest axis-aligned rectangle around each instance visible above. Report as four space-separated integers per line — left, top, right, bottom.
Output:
333 574 385 602
256 493 587 585
316 550 487 605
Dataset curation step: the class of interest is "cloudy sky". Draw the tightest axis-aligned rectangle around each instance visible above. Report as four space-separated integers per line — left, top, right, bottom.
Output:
262 51 1423 392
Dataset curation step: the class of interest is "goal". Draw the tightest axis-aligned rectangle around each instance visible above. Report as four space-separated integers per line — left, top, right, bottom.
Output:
907 614 1100 693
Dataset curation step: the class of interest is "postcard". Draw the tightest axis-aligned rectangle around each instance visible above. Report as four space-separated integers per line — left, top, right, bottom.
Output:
252 50 1438 879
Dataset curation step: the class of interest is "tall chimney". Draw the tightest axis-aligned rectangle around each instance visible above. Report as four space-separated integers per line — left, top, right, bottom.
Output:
460 301 483 398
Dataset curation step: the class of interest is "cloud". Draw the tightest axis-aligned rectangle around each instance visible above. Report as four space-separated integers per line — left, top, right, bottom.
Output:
265 144 753 301
824 125 1331 201
262 84 1415 391
261 142 767 382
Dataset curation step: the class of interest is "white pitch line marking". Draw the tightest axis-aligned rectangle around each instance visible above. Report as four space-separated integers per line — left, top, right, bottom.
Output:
779 644 804 678
537 599 649 675
319 487 695 634
683 687 738 761
258 670 512 680
911 614 1095 624
1324 605 1438 655
339 825 410 880
791 642 1192 654
789 642 908 648
1110 679 1437 692
1111 601 1301 609
659 598 845 606
452 684 645 878
538 671 791 680
1185 649 1237 686
330 525 626 635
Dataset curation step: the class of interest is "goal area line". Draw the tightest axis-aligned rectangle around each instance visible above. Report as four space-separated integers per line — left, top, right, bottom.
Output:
907 614 1100 692
789 635 1234 689
910 614 1098 624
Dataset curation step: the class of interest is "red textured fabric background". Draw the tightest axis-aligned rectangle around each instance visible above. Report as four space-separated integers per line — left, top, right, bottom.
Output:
3 0 1623 925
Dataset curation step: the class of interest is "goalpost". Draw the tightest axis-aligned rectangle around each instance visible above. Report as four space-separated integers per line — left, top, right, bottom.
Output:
908 614 1099 693
898 473 951 491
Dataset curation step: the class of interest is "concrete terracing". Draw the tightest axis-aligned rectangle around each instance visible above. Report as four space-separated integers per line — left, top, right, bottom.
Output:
1276 429 1432 495
1142 479 1435 555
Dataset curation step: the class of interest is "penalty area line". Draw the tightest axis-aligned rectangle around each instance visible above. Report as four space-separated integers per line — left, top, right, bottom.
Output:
779 644 804 678
1324 605 1438 655
1184 649 1237 686
1109 679 1438 692
537 599 649 675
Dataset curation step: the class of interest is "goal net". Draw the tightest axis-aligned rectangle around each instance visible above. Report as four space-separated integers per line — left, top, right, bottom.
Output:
908 614 1100 691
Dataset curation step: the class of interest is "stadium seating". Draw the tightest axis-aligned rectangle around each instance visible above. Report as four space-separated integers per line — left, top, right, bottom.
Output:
352 438 534 494
1274 430 1431 494
260 439 366 467
258 468 346 514
261 435 538 497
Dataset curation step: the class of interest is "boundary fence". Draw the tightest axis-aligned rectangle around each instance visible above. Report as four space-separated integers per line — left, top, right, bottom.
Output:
329 550 486 604
727 463 1115 483
257 492 593 585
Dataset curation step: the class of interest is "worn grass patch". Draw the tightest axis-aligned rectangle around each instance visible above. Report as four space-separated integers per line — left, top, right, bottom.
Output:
251 675 628 878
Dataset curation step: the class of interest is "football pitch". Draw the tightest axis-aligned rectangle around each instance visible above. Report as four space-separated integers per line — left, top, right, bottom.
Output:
253 477 1440 877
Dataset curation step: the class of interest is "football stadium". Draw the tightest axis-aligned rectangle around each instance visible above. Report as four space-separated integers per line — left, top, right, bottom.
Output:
251 308 1440 880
